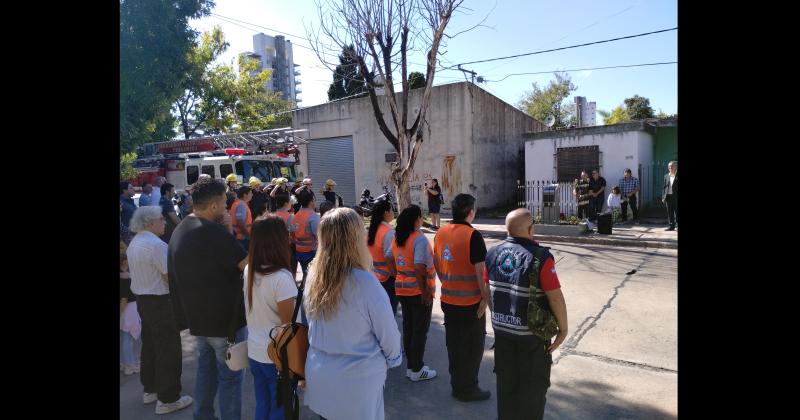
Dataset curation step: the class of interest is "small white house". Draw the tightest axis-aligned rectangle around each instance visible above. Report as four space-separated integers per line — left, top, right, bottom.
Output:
523 121 665 214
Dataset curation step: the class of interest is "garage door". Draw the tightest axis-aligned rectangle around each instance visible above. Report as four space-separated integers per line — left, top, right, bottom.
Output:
306 136 357 206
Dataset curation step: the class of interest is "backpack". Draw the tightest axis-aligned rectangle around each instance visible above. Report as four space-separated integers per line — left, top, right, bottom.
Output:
527 247 559 341
267 277 309 420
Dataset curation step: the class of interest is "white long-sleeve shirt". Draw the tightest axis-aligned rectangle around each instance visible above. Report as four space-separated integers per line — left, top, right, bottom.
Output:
607 193 622 209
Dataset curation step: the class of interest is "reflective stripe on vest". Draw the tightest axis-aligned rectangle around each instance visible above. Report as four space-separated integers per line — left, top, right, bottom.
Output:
229 199 252 240
293 209 316 252
391 230 435 297
368 223 392 282
433 223 481 305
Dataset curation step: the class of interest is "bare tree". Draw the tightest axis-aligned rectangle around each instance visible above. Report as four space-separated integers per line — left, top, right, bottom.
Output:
308 0 466 209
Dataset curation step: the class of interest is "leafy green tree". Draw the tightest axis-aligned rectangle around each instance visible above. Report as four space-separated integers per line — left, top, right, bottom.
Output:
174 27 233 139
120 0 214 152
598 105 630 124
408 71 426 89
327 45 369 100
120 152 139 181
518 72 577 129
624 94 655 120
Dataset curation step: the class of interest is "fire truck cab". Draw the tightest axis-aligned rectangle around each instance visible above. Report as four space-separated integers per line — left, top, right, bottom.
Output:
130 128 306 193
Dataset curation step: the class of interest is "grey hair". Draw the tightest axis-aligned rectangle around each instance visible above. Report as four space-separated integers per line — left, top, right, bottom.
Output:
129 206 163 233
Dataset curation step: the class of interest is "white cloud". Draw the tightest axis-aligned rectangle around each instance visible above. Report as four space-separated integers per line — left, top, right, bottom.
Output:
581 70 593 77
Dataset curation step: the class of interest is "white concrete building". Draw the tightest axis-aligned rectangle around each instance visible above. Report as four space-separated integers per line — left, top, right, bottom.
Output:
248 33 300 103
292 82 549 212
523 121 658 210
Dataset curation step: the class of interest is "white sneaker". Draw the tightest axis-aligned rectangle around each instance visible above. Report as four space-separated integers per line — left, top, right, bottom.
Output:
155 395 193 415
143 393 158 404
123 365 139 375
406 368 412 378
408 366 437 382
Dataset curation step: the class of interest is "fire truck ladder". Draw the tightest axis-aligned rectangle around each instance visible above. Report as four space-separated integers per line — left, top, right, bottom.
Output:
208 127 309 151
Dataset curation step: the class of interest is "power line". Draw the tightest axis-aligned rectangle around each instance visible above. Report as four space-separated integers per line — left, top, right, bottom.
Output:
209 13 427 67
209 14 319 53
447 27 677 68
482 61 677 82
482 3 637 74
211 13 310 41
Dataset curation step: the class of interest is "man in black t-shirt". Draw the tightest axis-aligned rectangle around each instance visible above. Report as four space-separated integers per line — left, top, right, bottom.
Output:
168 177 248 420
588 169 607 222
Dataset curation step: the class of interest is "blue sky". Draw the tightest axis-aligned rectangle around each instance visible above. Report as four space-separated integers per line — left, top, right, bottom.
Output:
191 0 677 116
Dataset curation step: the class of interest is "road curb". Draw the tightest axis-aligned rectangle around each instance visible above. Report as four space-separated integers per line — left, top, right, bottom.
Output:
477 230 678 249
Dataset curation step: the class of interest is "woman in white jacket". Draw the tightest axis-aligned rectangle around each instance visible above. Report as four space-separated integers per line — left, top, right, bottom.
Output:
607 186 623 223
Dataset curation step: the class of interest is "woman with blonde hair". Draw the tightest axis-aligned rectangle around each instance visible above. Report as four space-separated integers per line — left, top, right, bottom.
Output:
303 207 402 420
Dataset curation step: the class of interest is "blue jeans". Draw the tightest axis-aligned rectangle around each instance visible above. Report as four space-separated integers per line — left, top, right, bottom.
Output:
193 327 247 420
250 359 284 420
119 330 140 366
296 250 316 278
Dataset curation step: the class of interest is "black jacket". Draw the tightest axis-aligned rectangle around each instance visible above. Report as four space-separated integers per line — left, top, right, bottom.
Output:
662 173 678 200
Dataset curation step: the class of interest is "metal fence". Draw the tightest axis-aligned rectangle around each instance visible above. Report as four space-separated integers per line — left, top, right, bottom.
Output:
639 161 672 210
518 162 673 223
516 180 581 224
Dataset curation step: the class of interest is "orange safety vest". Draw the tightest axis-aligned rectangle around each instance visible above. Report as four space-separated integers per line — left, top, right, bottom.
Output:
391 230 436 297
433 223 482 305
368 223 393 283
292 208 317 253
229 199 252 240
276 209 294 241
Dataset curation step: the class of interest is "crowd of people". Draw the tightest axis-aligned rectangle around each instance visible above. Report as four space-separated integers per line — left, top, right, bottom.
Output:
120 172 572 420
573 161 677 231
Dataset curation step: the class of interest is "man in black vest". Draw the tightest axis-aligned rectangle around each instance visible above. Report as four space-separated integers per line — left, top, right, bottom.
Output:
486 208 568 420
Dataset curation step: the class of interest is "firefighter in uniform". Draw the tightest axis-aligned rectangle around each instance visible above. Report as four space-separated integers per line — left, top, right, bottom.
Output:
386 205 438 382
486 208 568 420
432 193 493 401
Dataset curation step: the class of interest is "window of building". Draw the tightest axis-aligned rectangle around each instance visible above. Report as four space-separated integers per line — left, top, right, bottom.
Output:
556 146 600 182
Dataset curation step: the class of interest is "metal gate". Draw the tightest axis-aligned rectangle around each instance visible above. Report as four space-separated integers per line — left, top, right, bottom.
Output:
306 136 357 207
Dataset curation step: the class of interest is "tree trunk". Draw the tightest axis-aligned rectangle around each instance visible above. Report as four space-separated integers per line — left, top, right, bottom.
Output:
394 168 411 211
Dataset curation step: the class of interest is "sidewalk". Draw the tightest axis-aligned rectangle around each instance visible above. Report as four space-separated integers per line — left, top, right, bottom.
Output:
425 218 677 249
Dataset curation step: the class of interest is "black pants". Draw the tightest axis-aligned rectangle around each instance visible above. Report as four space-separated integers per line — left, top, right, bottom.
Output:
577 204 589 220
589 195 604 221
137 294 183 404
290 245 297 279
398 295 433 371
494 335 552 420
442 302 486 395
380 276 398 315
621 193 638 221
665 194 678 227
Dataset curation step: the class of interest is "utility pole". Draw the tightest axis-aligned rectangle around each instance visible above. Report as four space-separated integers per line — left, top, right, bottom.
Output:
457 64 477 84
